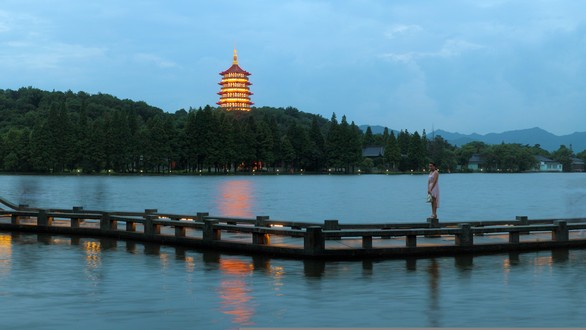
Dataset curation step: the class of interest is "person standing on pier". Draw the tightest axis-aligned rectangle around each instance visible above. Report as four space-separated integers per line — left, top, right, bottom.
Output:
428 162 440 219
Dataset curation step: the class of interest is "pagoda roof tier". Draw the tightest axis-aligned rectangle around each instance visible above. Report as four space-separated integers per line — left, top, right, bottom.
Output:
217 89 253 94
219 64 251 75
217 100 254 105
218 81 252 86
219 78 251 83
218 98 254 102
217 91 254 96
216 92 252 100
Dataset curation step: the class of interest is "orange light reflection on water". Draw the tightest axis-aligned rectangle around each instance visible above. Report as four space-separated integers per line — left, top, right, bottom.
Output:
0 234 11 276
217 180 253 218
218 258 255 326
84 241 102 282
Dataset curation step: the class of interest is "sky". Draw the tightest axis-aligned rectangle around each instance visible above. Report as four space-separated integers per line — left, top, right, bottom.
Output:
1 0 585 136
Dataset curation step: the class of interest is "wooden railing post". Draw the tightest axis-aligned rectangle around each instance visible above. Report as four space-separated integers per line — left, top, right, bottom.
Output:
509 231 520 244
144 209 159 235
144 214 159 236
11 213 20 225
197 212 209 221
203 219 220 241
100 213 116 231
304 226 324 255
253 216 270 245
71 206 83 228
362 236 373 249
553 220 568 241
516 215 529 235
126 220 136 232
455 223 473 246
13 204 30 223
37 209 51 227
406 235 417 248
427 217 439 228
175 225 186 237
324 220 340 240
426 217 440 238
516 215 528 225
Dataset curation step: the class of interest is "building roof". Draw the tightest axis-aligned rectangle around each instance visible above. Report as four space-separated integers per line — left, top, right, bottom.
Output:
362 146 384 157
535 155 558 163
468 154 482 163
219 64 251 75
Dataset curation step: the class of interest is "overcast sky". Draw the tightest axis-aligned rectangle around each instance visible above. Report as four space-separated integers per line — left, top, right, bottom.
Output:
1 0 585 135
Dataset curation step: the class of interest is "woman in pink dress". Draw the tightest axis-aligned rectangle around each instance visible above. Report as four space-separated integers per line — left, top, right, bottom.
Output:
428 162 440 219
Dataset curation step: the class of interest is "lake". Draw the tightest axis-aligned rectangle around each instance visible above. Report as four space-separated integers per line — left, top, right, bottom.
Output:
1 173 586 329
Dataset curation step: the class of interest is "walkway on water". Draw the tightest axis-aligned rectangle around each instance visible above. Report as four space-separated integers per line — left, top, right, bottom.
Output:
1 198 586 260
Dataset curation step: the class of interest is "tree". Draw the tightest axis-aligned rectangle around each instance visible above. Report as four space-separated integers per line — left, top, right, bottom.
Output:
216 112 237 172
577 149 586 164
280 135 295 172
255 119 275 170
552 145 573 172
308 117 325 171
106 110 132 172
347 120 363 172
407 131 425 171
234 116 257 171
362 126 375 147
428 135 457 172
143 115 173 173
325 113 343 171
381 127 390 145
184 109 199 172
2 128 31 172
286 121 311 171
193 106 220 171
456 141 489 170
397 130 410 171
29 106 58 172
384 131 400 171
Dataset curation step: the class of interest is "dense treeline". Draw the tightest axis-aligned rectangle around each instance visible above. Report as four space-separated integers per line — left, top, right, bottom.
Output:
0 87 584 174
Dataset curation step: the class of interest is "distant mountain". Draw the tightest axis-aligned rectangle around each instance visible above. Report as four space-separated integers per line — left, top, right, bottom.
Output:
359 125 586 152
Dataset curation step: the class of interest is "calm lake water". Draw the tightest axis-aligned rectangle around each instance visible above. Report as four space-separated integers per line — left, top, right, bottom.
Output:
1 173 586 329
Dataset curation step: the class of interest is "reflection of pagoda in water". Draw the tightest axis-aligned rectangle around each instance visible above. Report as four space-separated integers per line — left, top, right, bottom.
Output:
217 49 254 111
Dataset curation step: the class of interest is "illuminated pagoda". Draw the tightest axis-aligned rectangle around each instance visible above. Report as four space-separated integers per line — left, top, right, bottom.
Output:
217 48 254 111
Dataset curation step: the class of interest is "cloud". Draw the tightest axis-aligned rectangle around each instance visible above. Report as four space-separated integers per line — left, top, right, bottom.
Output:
384 24 422 39
134 53 178 69
0 41 106 70
438 39 485 57
381 38 484 63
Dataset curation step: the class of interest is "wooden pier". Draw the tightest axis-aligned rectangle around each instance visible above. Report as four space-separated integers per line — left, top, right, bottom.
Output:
1 198 586 260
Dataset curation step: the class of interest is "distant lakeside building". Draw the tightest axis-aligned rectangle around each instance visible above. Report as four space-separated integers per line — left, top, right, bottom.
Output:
217 49 254 111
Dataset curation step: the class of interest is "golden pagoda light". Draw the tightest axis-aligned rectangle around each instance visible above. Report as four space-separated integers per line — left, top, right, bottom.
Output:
217 48 254 112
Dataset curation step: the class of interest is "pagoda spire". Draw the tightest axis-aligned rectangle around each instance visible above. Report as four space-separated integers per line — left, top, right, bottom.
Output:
233 48 238 65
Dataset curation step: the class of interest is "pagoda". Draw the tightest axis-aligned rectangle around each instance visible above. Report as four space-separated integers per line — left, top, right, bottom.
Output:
217 48 254 111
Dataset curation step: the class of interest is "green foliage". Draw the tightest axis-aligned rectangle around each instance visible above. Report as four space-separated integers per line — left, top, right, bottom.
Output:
552 145 573 172
383 131 400 171
577 150 586 163
1 87 581 174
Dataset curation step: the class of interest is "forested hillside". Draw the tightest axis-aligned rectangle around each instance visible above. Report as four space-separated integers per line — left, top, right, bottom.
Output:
0 87 360 173
1 87 584 174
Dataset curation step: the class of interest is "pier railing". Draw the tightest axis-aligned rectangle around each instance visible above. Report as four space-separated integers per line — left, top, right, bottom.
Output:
1 198 586 259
